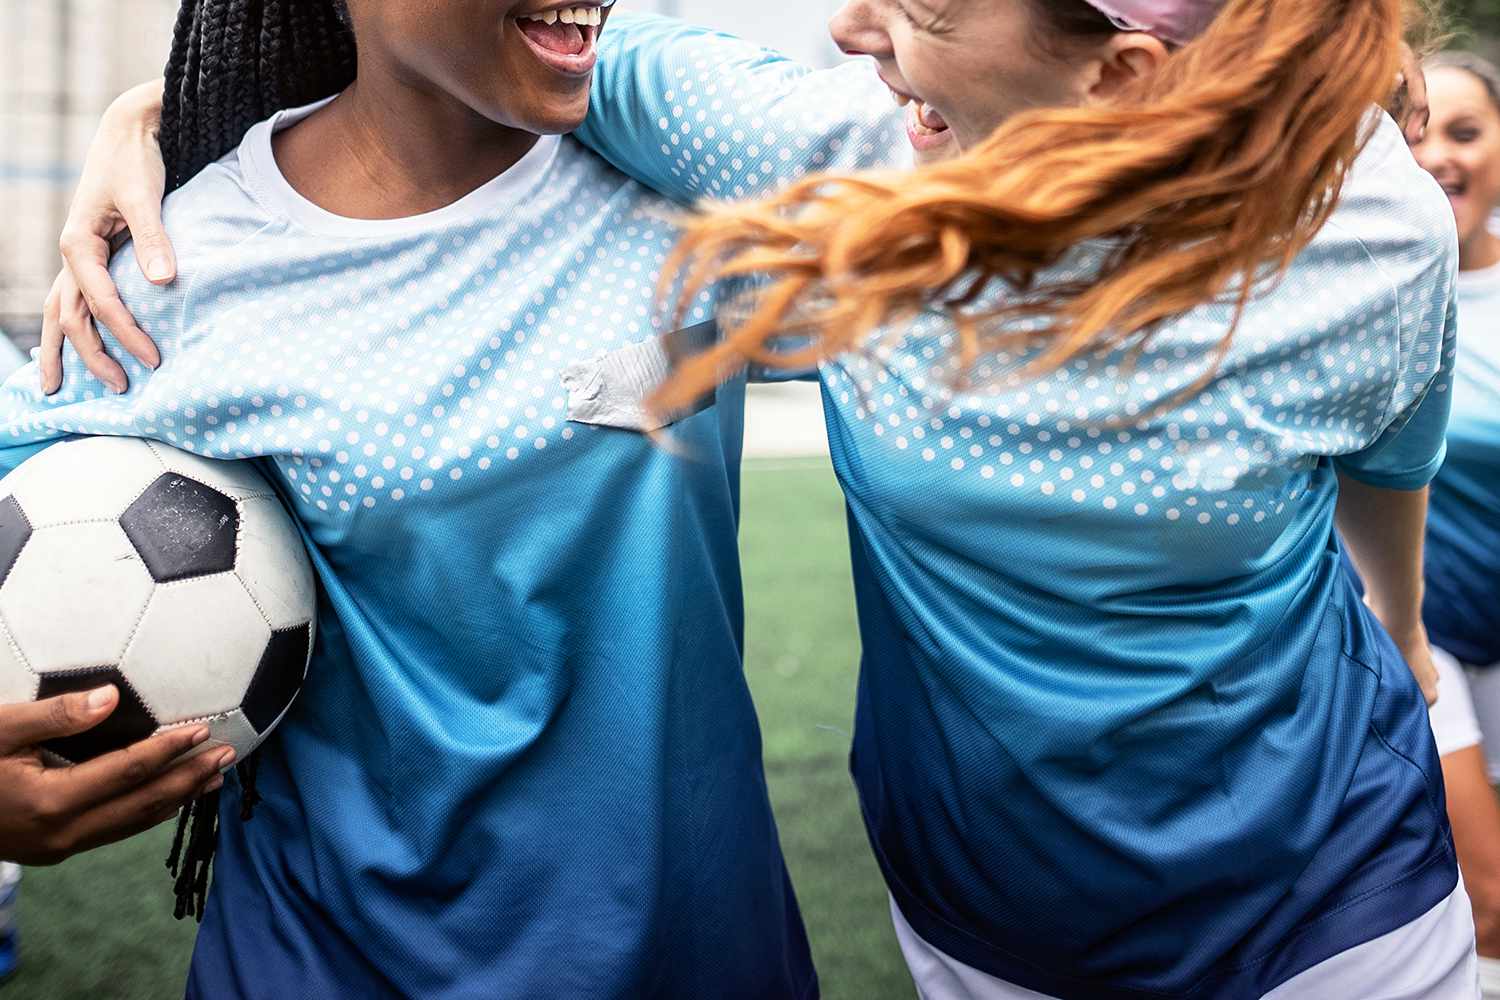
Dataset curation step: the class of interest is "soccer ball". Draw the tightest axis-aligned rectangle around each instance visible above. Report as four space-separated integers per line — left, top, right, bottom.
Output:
0 437 315 765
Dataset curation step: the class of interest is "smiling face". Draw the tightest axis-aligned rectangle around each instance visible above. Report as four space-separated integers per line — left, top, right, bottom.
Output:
1413 66 1500 250
830 0 1104 154
345 0 613 135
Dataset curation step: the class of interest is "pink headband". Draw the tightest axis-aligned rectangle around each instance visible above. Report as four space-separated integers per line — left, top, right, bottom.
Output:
1084 0 1225 45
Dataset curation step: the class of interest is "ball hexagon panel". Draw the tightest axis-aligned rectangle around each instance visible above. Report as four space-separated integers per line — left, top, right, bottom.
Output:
0 522 155 672
118 574 273 724
243 624 312 733
37 667 157 764
235 496 316 631
0 495 31 588
120 474 239 583
0 627 36 704
146 442 276 503
3 437 166 530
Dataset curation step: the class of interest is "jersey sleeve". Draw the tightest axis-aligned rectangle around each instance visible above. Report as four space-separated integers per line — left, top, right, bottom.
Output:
1334 266 1457 491
578 12 908 205
0 241 194 469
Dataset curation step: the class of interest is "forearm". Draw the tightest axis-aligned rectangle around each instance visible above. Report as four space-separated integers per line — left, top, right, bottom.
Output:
1335 472 1428 633
580 13 902 205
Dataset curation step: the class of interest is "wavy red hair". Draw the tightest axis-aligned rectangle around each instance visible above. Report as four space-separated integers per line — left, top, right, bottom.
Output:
651 0 1423 414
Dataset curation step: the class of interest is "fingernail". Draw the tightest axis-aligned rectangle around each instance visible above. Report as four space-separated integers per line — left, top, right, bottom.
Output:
87 685 115 711
146 257 172 282
144 350 161 370
204 776 225 793
190 726 210 746
215 748 237 769
107 377 126 395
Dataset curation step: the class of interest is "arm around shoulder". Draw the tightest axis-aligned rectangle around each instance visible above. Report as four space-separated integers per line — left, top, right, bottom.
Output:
579 12 905 205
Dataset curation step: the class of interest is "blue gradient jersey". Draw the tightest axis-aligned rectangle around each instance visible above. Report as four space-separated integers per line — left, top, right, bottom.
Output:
1424 260 1500 666
581 17 1461 999
0 93 872 999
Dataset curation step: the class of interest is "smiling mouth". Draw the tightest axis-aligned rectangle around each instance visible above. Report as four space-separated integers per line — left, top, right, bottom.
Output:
881 80 951 146
515 4 608 76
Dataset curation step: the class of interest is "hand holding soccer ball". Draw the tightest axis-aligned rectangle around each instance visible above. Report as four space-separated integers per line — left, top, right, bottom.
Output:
0 437 317 866
0 687 229 866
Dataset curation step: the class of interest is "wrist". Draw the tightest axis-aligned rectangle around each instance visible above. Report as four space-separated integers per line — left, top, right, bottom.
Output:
1375 613 1425 647
1364 584 1424 639
105 78 165 139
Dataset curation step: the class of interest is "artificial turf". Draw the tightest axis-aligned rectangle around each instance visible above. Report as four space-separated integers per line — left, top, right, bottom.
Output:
5 458 914 1000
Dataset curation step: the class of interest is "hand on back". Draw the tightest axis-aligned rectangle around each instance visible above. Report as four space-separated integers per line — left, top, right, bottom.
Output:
1387 620 1441 708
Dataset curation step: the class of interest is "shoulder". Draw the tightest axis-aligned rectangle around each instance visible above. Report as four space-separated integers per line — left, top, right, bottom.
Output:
113 118 286 290
554 135 683 221
160 118 287 242
1324 111 1458 283
104 122 288 344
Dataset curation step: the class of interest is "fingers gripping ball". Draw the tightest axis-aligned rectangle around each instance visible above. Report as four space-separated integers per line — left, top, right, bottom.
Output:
0 437 316 767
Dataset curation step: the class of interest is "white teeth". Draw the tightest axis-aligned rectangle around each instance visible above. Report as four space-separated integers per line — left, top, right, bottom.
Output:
909 101 943 136
520 6 599 25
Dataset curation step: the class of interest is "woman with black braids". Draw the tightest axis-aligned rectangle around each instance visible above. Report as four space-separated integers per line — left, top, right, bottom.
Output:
0 0 903 996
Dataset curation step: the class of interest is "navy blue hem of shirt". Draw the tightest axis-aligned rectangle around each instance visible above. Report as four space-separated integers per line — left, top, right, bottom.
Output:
858 770 1457 1000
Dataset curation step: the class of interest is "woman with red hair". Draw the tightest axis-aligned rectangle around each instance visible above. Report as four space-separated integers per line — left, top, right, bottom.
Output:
601 1 1472 996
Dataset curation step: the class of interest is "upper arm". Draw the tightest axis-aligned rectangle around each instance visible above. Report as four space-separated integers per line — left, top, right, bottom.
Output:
579 12 907 205
1334 253 1457 491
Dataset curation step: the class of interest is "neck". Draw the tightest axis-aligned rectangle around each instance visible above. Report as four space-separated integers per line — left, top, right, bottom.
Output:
1460 225 1500 272
273 59 539 220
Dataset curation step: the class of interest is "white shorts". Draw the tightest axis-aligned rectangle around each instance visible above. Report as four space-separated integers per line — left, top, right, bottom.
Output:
890 882 1479 999
1429 647 1500 782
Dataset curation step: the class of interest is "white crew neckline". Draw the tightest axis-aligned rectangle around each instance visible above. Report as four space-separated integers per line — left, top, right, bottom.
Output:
1457 256 1500 298
238 96 562 239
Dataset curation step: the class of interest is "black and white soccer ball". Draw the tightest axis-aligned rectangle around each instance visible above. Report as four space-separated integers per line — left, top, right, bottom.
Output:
0 437 315 765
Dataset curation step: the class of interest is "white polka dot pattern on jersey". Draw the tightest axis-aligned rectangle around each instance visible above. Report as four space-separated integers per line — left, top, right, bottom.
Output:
814 112 1456 576
576 19 1454 588
0 109 716 523
581 13 909 205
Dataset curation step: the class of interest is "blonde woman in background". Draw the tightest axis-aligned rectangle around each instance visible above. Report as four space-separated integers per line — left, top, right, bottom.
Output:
1413 49 1500 1000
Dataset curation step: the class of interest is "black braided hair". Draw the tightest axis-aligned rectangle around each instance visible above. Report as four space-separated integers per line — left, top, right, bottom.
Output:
158 1 351 916
159 0 356 193
163 754 264 922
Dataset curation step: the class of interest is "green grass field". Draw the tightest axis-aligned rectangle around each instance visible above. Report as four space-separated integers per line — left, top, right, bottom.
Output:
4 458 914 1000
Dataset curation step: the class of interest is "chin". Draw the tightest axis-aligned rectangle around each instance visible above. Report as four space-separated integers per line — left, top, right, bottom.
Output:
1454 207 1483 245
519 94 591 136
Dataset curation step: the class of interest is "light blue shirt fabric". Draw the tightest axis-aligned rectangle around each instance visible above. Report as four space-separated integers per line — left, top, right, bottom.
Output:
580 15 1460 998
0 99 830 999
1424 259 1500 666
